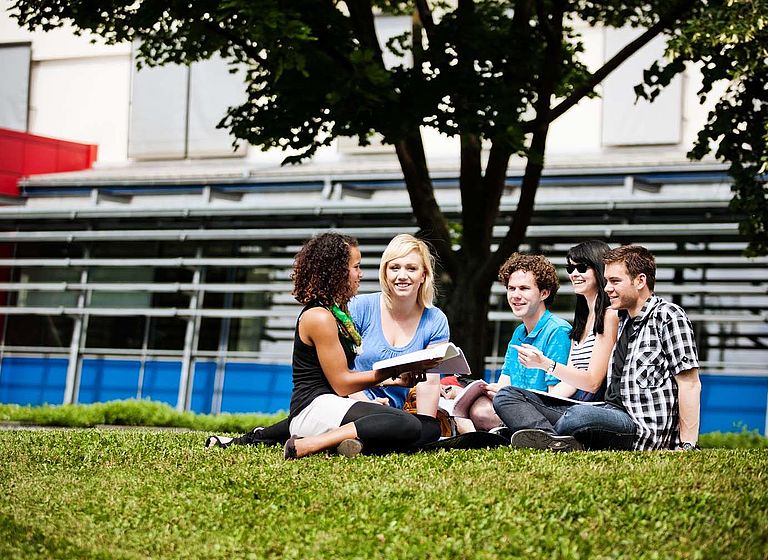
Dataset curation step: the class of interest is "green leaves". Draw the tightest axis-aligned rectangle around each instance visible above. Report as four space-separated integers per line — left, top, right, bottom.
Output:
635 0 768 255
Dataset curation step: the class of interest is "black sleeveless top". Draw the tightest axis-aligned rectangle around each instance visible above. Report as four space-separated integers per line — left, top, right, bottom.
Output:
289 302 357 418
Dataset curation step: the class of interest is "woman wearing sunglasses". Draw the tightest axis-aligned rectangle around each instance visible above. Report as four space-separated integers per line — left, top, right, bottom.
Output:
509 240 618 401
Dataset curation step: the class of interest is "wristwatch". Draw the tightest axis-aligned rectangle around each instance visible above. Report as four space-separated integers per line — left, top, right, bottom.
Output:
546 360 557 375
677 441 701 451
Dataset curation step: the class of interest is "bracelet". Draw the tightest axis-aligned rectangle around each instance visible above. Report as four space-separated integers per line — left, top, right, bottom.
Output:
546 359 557 375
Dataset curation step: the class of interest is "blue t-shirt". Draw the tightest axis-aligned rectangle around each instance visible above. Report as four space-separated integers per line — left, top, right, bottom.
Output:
502 309 571 391
349 292 450 409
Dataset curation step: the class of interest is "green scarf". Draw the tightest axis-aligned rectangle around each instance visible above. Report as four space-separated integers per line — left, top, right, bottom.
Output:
327 304 363 354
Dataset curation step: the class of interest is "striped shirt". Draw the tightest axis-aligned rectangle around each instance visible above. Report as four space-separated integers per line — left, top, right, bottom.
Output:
567 332 604 402
568 333 595 370
606 295 699 450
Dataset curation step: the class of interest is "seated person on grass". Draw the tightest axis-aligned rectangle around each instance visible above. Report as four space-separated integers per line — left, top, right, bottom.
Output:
452 253 572 433
206 234 449 449
493 244 701 452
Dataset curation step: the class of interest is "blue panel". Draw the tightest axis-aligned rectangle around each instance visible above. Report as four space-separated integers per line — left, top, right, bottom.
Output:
220 362 292 414
79 359 140 404
0 356 67 405
141 360 182 408
700 374 768 435
189 361 216 414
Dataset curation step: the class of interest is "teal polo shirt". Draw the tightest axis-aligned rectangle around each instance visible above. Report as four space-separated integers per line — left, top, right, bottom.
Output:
501 309 572 390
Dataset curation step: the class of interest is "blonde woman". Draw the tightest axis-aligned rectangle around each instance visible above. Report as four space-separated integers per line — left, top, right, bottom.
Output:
206 233 445 453
349 233 448 418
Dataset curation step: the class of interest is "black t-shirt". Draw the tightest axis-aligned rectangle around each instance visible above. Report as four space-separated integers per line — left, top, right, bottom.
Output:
288 302 357 418
605 316 635 409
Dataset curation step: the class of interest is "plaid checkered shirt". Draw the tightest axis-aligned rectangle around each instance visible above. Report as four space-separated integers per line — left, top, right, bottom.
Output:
607 295 699 450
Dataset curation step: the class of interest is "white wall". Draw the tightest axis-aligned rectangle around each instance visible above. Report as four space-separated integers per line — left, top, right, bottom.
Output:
1 1 130 162
29 55 130 162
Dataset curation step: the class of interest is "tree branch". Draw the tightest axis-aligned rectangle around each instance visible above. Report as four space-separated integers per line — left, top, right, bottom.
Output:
532 0 695 128
346 0 383 58
413 0 436 42
481 141 513 237
484 0 565 279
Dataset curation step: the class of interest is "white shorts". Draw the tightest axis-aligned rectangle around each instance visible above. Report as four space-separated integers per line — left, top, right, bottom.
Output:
289 393 357 437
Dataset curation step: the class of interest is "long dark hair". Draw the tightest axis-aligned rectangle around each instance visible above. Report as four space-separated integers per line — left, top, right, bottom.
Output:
567 240 611 342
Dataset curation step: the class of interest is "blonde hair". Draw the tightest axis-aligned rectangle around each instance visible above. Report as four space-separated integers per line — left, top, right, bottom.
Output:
379 234 436 310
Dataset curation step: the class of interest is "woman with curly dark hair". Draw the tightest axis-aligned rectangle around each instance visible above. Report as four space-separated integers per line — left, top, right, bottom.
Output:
282 232 432 459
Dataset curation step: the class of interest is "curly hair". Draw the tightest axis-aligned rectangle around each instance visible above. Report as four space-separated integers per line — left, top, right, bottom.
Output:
291 232 359 308
379 234 437 310
498 253 559 306
603 244 656 291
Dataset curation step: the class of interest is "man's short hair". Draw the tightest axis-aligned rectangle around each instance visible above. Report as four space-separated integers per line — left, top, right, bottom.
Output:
603 245 656 291
498 253 559 306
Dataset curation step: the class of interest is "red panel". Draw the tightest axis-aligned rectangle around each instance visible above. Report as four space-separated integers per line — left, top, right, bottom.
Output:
0 128 98 196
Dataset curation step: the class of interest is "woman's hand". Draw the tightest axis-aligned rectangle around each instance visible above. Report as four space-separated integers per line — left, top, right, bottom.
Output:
396 369 428 387
380 358 440 386
512 343 551 371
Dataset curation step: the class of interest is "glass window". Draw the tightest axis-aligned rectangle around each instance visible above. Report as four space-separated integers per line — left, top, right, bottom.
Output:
0 42 31 131
15 267 80 308
147 317 187 351
602 29 682 146
128 45 246 159
85 315 144 350
4 315 73 348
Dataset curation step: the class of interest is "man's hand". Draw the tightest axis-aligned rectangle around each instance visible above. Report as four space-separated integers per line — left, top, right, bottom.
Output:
483 382 502 399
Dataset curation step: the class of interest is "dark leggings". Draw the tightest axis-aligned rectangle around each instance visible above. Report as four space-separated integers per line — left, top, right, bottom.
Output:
341 402 440 452
232 402 440 451
232 419 290 446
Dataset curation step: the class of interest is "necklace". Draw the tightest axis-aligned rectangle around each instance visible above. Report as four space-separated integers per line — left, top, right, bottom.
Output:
327 304 363 354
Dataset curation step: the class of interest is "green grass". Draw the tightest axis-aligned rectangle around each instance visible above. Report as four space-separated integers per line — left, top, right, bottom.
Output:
0 399 284 433
1 430 767 559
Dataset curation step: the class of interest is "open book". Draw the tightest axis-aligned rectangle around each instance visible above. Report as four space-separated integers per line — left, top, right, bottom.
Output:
372 342 471 376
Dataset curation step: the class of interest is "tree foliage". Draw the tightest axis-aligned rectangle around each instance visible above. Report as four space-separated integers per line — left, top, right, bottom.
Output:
9 0 764 371
637 0 768 256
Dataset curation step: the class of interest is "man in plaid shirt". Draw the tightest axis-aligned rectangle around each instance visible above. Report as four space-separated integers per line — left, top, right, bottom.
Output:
493 244 701 451
598 245 701 450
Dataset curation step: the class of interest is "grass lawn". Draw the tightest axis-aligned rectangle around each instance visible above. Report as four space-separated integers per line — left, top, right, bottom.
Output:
1 429 766 559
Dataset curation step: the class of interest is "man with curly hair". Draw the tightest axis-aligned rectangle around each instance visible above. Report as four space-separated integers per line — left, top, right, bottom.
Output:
452 253 572 433
496 253 573 393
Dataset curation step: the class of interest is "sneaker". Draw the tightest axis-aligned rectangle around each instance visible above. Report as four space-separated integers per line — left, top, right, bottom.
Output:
509 429 583 452
489 426 511 441
336 438 364 458
205 435 234 449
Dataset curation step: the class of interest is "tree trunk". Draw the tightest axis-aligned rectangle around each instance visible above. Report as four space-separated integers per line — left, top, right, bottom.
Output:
440 271 493 379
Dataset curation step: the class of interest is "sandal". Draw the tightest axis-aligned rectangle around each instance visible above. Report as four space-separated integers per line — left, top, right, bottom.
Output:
284 435 302 460
336 438 363 458
205 435 234 449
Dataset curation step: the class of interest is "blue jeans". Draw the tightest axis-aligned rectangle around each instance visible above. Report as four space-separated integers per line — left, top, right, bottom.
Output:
493 386 636 450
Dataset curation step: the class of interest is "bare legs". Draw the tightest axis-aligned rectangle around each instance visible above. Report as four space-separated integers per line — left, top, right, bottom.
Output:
468 396 503 431
415 374 441 417
291 423 359 458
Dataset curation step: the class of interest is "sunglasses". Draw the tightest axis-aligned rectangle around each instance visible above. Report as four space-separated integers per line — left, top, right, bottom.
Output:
566 262 590 274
